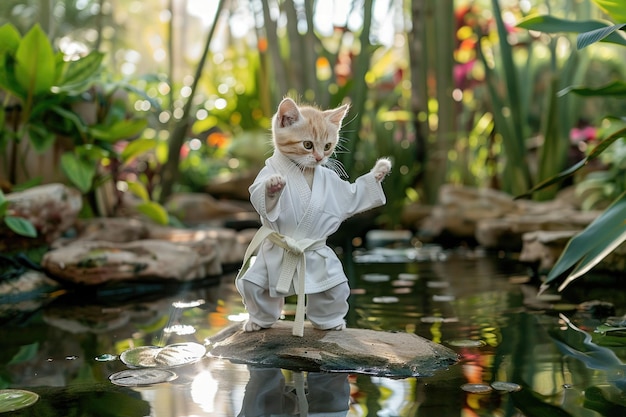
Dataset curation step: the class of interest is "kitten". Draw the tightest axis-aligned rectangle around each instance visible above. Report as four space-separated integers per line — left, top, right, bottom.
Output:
237 97 391 335
265 98 390 205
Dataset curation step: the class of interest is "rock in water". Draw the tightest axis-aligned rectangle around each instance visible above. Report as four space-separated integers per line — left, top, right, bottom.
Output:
207 321 459 378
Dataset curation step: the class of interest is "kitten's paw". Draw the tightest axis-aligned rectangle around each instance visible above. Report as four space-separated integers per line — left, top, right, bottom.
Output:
265 174 286 197
372 157 392 181
243 320 266 332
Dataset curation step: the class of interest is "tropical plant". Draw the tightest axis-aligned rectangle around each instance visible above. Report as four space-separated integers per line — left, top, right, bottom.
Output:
0 22 182 226
516 0 626 292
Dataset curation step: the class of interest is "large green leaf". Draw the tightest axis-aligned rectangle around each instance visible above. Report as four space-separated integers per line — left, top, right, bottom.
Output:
55 51 104 91
577 24 626 49
14 24 55 96
88 119 148 142
0 23 21 56
120 138 158 163
126 180 150 202
592 0 626 23
60 152 96 193
542 191 626 292
136 201 169 225
517 16 626 46
559 80 626 97
4 216 37 238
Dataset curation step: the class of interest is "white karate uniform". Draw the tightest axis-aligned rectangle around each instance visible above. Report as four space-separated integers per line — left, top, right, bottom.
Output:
237 151 386 333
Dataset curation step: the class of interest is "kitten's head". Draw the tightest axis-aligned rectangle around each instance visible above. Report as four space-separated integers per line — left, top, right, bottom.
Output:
271 97 348 170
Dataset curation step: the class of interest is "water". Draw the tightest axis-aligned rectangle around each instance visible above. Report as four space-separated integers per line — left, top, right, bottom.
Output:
1 247 625 416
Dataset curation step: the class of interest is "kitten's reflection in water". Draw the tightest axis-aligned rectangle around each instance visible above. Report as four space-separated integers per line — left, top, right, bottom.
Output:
239 367 350 417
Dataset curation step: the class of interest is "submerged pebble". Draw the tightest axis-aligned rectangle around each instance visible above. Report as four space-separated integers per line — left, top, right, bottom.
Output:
461 383 493 394
447 339 486 348
362 273 390 283
372 296 399 304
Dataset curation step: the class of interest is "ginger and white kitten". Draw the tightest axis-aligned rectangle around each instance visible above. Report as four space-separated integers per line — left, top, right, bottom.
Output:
266 98 391 205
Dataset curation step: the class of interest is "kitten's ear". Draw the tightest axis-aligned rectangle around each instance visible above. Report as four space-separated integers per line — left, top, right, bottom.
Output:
325 104 349 126
277 98 301 127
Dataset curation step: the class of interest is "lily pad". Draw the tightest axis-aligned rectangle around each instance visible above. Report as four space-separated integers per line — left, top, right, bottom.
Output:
461 383 493 394
447 339 486 348
120 346 161 368
120 342 206 368
491 381 522 392
0 389 39 412
154 342 206 367
109 369 178 387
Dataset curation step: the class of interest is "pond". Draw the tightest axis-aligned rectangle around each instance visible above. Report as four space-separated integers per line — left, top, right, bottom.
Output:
1 244 625 416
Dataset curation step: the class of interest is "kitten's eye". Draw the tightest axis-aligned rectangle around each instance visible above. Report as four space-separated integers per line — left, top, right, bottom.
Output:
303 141 313 150
324 143 332 151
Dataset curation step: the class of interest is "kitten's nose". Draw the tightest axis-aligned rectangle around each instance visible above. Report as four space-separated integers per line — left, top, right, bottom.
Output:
314 153 323 162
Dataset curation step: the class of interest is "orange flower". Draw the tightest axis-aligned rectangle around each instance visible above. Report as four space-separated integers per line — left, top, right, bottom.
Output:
206 132 228 147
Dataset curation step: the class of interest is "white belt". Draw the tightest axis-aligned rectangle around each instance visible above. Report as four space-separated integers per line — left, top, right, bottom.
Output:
236 225 326 336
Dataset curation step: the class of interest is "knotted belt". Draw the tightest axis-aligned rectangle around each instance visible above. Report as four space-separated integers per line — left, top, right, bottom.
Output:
236 225 326 336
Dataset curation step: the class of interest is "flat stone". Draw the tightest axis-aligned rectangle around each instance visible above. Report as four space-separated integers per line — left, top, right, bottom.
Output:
207 321 459 378
41 239 222 285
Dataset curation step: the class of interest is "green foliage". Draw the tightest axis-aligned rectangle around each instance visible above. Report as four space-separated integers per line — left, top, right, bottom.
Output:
519 0 626 291
0 23 173 225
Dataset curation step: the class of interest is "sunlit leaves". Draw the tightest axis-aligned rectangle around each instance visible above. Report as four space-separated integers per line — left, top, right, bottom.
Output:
60 152 96 193
55 51 104 90
14 24 55 96
542 192 626 292
517 16 626 47
89 119 148 142
136 201 169 225
591 0 626 23
577 24 626 49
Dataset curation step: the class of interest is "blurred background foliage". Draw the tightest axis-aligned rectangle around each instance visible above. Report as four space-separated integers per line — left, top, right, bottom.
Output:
1 0 626 227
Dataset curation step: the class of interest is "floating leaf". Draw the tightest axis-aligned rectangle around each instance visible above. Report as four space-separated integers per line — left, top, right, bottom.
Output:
120 346 161 368
447 339 486 348
109 369 177 387
461 383 493 394
0 389 39 412
491 381 522 392
154 342 206 367
120 342 206 368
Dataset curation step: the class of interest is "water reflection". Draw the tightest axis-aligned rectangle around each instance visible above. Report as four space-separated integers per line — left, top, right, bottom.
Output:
239 368 350 416
1 251 625 416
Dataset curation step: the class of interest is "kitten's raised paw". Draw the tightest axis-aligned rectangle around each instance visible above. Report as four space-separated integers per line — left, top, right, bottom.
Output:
265 174 286 197
372 158 392 181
